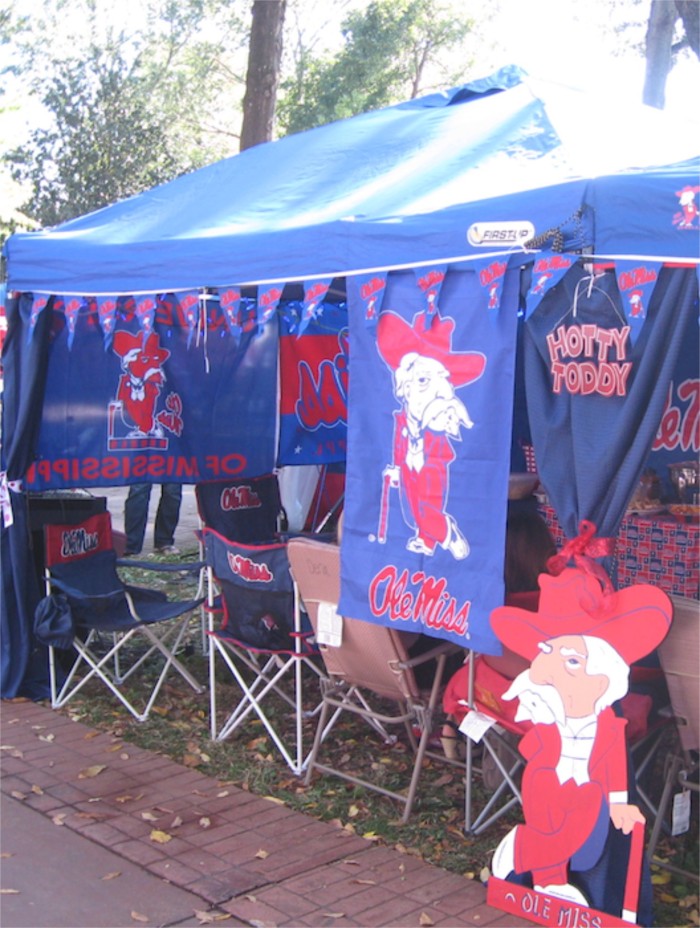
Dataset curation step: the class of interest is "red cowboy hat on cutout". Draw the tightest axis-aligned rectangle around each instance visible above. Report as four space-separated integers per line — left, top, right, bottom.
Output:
377 311 486 386
113 330 170 366
490 567 672 667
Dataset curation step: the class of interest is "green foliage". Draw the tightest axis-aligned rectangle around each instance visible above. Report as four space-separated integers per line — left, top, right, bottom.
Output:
278 0 475 135
3 0 249 227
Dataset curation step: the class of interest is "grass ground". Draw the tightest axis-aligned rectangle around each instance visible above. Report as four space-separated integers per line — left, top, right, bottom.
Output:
50 555 699 926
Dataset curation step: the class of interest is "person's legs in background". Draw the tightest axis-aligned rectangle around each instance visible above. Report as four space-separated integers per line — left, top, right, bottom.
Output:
124 483 152 555
154 483 183 553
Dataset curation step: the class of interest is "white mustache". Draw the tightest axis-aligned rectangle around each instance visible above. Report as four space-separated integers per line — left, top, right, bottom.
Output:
502 669 566 726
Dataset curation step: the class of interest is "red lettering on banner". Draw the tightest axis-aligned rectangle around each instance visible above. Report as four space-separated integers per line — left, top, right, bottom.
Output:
534 255 572 273
653 379 700 452
295 331 349 430
306 282 328 302
24 454 252 488
417 269 445 292
368 565 470 635
360 277 386 300
546 324 632 397
617 266 658 291
260 288 283 308
228 553 273 583
478 261 507 287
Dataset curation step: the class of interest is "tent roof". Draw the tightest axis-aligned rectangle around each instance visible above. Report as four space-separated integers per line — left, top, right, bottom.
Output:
4 66 699 296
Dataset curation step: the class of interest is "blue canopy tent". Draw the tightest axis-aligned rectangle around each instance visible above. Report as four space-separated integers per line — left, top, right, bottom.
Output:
2 65 698 695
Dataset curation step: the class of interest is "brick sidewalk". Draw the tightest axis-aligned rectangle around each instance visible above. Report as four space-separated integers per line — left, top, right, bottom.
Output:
1 699 529 927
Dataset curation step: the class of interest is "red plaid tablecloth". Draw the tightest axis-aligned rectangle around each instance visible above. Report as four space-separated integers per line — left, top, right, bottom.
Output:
540 505 699 599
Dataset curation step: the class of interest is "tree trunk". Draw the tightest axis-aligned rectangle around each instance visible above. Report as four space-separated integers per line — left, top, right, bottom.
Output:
643 0 677 108
240 0 287 151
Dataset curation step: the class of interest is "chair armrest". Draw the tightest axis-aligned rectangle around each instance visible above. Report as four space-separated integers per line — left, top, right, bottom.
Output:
399 641 463 671
117 558 205 575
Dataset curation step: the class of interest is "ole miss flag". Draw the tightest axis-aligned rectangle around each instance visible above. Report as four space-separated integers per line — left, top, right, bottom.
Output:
278 300 348 466
340 267 520 653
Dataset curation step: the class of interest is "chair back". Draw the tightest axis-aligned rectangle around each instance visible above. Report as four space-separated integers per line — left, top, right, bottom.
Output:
195 475 284 543
287 536 419 701
659 596 700 754
203 527 295 651
44 512 123 597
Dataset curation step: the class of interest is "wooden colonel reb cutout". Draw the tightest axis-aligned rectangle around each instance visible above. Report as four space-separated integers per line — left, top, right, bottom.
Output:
486 522 672 927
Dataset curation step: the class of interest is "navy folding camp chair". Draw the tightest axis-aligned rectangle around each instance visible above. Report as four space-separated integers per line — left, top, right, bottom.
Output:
37 511 205 722
203 526 325 775
194 474 288 652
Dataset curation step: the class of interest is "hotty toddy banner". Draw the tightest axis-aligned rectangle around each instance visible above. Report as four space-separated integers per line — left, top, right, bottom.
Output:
547 324 632 397
340 268 520 652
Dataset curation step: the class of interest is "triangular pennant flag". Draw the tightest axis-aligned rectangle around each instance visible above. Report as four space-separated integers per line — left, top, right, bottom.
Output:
298 277 331 336
28 294 49 342
135 295 157 340
471 257 509 321
414 264 447 320
257 282 285 331
355 271 387 330
95 296 118 349
525 253 575 319
615 260 662 344
219 286 242 342
177 290 200 347
62 296 83 349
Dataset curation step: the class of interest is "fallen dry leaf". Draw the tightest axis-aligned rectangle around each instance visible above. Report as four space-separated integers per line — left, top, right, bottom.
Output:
31 785 44 795
419 912 435 926
194 911 231 924
170 815 183 828
0 853 13 859
198 817 211 829
254 848 269 859
479 866 490 883
140 812 158 822
351 879 377 886
10 791 26 801
101 872 121 881
84 731 100 740
51 813 67 826
321 913 345 919
216 790 229 798
262 795 285 806
182 753 202 767
78 765 106 779
0 889 20 895
149 829 173 844
38 734 55 742
130 912 149 923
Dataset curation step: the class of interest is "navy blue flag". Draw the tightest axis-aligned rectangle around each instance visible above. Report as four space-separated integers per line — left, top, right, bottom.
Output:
340 268 520 653
25 294 278 489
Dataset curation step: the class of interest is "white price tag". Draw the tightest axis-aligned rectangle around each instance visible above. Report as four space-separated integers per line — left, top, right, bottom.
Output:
317 601 343 647
458 708 497 743
671 786 691 837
